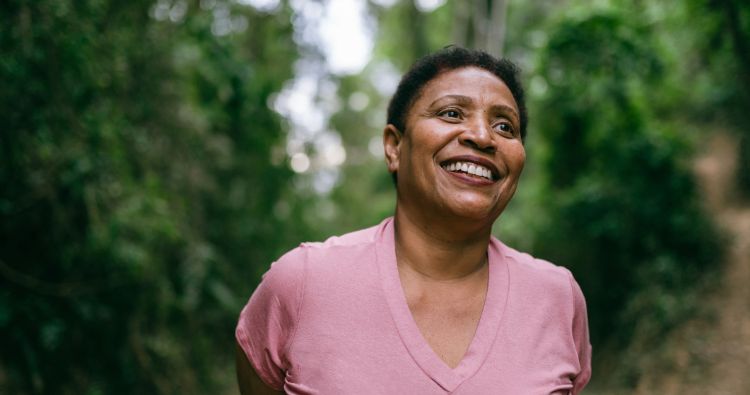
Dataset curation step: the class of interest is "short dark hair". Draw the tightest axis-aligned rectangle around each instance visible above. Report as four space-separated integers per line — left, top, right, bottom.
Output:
386 46 528 141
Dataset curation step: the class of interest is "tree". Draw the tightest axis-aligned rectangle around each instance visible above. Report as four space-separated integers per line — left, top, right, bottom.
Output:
0 1 302 393
452 0 509 57
532 5 723 385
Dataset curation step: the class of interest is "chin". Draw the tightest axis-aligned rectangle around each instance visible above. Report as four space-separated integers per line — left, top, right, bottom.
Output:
446 201 503 223
455 192 506 210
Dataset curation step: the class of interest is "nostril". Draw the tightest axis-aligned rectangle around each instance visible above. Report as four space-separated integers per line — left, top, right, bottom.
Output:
462 139 480 149
460 132 496 153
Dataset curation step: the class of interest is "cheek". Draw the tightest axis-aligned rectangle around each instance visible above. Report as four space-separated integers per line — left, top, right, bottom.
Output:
505 144 526 174
515 149 526 172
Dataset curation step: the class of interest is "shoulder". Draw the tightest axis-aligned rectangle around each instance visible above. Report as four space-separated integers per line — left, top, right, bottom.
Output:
301 221 381 250
491 238 592 391
262 219 385 282
492 238 585 305
289 220 385 266
495 239 574 283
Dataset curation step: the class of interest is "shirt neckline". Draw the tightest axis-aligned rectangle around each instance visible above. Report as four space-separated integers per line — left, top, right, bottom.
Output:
375 217 510 392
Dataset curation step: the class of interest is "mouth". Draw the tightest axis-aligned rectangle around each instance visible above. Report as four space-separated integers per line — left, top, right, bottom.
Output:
440 157 499 182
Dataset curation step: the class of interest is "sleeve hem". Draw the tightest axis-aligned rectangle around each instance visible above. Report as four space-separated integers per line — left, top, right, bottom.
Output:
235 324 285 391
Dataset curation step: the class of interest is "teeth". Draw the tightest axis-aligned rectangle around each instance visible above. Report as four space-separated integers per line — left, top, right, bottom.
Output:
441 161 494 181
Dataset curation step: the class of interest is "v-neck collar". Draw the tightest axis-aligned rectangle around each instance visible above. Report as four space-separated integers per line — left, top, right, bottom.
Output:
375 218 510 392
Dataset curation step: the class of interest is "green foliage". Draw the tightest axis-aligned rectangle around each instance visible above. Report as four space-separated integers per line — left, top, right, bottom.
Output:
683 0 750 196
0 1 303 393
531 6 724 380
370 0 454 69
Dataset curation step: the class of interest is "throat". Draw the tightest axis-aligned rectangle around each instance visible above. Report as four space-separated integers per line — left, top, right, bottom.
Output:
396 238 489 282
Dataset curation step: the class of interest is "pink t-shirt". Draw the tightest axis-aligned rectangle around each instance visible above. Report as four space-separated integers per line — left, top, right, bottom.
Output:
236 217 591 394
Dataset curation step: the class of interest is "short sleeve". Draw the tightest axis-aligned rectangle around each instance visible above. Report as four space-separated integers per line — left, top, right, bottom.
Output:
235 247 307 390
568 273 592 395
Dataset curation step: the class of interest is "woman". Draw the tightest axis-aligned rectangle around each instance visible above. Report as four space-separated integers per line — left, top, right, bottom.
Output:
236 47 591 394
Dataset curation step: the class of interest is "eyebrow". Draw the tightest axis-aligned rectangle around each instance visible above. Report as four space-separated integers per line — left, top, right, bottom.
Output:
429 94 520 122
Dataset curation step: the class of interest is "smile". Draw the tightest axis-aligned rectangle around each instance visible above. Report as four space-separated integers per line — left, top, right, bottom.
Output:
441 161 496 181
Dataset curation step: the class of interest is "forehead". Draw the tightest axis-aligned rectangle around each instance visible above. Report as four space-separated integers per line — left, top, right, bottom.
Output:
414 67 518 111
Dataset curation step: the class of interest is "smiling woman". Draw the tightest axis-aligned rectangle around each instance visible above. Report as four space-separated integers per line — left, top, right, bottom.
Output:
384 67 526 227
235 47 591 394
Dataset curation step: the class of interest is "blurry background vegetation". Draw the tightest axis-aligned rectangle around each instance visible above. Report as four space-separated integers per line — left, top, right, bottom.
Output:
1 0 749 394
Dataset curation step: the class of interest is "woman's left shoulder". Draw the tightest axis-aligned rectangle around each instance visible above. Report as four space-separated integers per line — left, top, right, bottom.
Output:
492 238 581 293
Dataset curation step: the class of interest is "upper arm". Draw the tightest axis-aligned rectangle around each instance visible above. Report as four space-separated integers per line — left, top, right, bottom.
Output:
236 342 284 395
235 247 307 393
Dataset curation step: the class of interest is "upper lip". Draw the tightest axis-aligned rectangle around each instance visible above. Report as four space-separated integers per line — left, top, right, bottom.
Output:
439 155 500 179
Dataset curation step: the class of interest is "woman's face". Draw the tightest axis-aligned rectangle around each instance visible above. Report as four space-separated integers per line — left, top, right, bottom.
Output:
384 67 526 225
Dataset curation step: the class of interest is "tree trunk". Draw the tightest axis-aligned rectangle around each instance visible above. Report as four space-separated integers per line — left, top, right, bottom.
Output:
452 0 508 57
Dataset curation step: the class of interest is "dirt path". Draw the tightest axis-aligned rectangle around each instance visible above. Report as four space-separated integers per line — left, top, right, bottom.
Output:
631 132 750 395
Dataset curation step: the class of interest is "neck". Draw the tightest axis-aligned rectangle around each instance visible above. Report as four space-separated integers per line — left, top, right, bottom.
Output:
393 206 492 281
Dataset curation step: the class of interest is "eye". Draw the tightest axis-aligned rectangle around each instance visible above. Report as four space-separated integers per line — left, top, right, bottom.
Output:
493 121 515 136
437 108 463 120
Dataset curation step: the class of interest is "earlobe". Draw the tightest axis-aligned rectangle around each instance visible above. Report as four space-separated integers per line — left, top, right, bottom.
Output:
383 124 402 173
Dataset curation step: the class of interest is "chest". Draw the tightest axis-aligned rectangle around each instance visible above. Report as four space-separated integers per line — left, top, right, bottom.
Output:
404 284 487 368
285 282 580 395
282 243 584 394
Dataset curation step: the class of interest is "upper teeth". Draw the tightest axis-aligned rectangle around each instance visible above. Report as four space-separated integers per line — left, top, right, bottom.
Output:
442 161 494 180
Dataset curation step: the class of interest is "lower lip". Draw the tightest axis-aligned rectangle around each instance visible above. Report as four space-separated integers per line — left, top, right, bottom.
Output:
442 167 496 186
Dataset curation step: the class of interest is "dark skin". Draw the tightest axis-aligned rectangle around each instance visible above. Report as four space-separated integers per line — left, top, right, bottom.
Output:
236 67 525 391
383 67 524 368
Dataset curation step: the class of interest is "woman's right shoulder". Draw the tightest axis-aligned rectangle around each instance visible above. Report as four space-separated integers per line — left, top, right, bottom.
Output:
302 221 383 250
261 246 308 289
266 220 385 280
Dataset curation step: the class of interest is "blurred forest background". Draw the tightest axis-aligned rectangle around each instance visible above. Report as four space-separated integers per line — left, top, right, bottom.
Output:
2 0 749 394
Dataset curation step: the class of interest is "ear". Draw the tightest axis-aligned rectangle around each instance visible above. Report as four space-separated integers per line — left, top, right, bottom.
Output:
383 124 402 174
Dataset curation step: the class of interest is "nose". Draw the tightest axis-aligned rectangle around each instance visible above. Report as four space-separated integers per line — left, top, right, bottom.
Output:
458 119 496 154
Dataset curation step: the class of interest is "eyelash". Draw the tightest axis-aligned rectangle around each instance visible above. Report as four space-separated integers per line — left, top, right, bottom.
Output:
437 108 516 136
437 108 463 119
493 122 514 135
